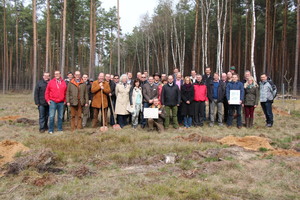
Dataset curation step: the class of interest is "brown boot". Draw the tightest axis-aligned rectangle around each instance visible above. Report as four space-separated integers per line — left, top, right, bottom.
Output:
245 118 250 128
249 118 254 128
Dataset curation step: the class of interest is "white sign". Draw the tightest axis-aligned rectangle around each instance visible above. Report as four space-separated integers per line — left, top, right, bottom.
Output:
229 90 241 105
144 108 159 119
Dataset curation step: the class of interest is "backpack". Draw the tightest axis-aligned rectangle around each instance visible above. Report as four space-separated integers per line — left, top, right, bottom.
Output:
267 78 277 99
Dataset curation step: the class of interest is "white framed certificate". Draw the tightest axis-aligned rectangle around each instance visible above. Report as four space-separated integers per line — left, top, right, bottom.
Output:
229 90 241 105
144 108 159 119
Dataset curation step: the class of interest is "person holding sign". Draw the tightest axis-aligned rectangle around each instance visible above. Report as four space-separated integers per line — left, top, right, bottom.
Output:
147 98 165 132
161 75 181 129
226 74 244 129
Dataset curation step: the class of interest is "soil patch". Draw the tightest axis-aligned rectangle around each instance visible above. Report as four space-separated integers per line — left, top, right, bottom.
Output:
0 116 22 121
217 135 274 151
266 149 300 157
273 106 290 116
0 140 29 167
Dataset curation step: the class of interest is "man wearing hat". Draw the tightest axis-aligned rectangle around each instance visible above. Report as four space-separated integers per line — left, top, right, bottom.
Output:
153 73 161 86
230 66 236 74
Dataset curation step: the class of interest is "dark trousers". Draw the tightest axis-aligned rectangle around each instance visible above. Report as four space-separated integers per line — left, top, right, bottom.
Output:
117 115 129 128
109 99 116 125
194 101 205 126
261 101 274 125
244 106 255 119
141 102 151 126
227 105 242 127
223 98 229 123
38 105 49 131
177 105 183 124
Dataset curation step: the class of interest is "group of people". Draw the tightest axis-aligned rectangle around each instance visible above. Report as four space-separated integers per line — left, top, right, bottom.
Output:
34 66 277 134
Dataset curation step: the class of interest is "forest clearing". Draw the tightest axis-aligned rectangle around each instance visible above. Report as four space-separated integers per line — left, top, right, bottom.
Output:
0 94 299 200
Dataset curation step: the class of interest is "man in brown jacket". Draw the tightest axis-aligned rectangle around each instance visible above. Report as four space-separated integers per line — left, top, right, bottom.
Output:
91 72 111 128
148 98 165 133
66 71 89 131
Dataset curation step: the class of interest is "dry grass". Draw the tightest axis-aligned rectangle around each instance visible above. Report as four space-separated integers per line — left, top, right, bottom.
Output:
0 94 299 200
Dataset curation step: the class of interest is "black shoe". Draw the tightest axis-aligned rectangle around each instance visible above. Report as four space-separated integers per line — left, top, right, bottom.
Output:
141 124 146 129
267 124 273 127
39 129 45 133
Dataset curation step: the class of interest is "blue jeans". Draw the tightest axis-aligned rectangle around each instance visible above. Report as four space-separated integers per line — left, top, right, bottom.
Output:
49 101 64 132
227 105 242 127
38 105 49 131
141 102 150 126
261 101 274 125
183 116 192 128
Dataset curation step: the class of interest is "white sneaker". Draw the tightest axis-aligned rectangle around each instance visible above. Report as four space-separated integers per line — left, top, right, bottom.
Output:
49 131 53 135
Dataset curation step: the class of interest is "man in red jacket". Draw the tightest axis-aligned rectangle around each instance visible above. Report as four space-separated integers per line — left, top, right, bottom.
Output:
193 74 208 127
45 70 67 134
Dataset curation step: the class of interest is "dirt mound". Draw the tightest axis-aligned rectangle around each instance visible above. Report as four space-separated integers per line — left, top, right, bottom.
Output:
273 106 290 116
266 149 300 157
0 116 22 121
0 140 29 167
71 165 95 179
22 173 58 187
217 135 274 151
16 118 37 126
5 149 63 175
175 133 218 143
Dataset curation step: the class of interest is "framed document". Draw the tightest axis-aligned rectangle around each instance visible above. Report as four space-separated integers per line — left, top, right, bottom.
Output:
144 108 159 119
229 90 241 105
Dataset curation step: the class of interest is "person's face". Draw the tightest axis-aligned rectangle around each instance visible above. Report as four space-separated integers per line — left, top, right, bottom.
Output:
144 72 148 77
230 70 235 74
105 74 110 82
141 75 146 81
110 75 114 80
161 74 166 80
185 78 190 84
168 76 174 84
67 73 73 80
43 73 50 81
261 75 267 82
148 77 154 84
196 75 202 82
245 72 251 79
176 74 181 80
153 99 159 106
221 74 227 81
135 81 140 87
227 72 233 79
122 76 127 83
174 69 179 74
74 72 81 80
54 71 61 79
98 73 104 82
247 79 253 85
154 76 160 81
114 76 119 83
127 73 132 79
191 71 196 77
205 68 211 75
162 80 167 85
214 74 219 81
82 75 88 82
232 75 238 82
137 72 142 79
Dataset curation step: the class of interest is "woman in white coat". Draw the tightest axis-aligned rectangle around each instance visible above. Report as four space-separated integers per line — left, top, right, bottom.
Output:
129 79 143 129
115 74 131 128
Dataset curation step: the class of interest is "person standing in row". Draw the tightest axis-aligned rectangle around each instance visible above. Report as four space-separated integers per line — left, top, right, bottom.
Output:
129 79 143 129
63 72 73 122
105 73 116 126
82 74 92 128
181 76 194 129
142 76 158 128
45 70 67 134
91 73 111 128
260 73 276 127
34 72 50 133
226 74 244 129
243 76 259 128
115 74 131 128
161 75 180 129
66 71 89 131
207 73 226 127
193 74 208 127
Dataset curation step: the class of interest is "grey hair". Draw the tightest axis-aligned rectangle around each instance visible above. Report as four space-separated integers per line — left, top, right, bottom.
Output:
120 74 128 83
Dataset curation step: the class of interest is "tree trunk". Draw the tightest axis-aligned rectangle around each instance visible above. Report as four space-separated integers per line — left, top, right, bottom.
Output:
250 0 257 82
3 0 7 94
32 0 37 93
45 0 50 72
60 0 67 76
117 0 121 75
293 0 300 96
89 0 95 79
192 0 199 70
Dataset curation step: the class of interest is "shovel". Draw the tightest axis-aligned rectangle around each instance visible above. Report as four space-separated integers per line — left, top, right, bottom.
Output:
109 96 121 130
100 90 108 132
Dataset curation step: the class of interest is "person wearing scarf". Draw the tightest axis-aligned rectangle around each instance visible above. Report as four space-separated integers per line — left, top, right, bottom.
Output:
243 76 259 128
180 76 195 128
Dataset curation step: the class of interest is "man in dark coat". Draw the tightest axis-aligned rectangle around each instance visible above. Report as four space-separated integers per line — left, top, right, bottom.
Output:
106 73 116 125
202 67 213 121
34 72 50 133
207 73 226 127
82 74 92 127
161 75 181 129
